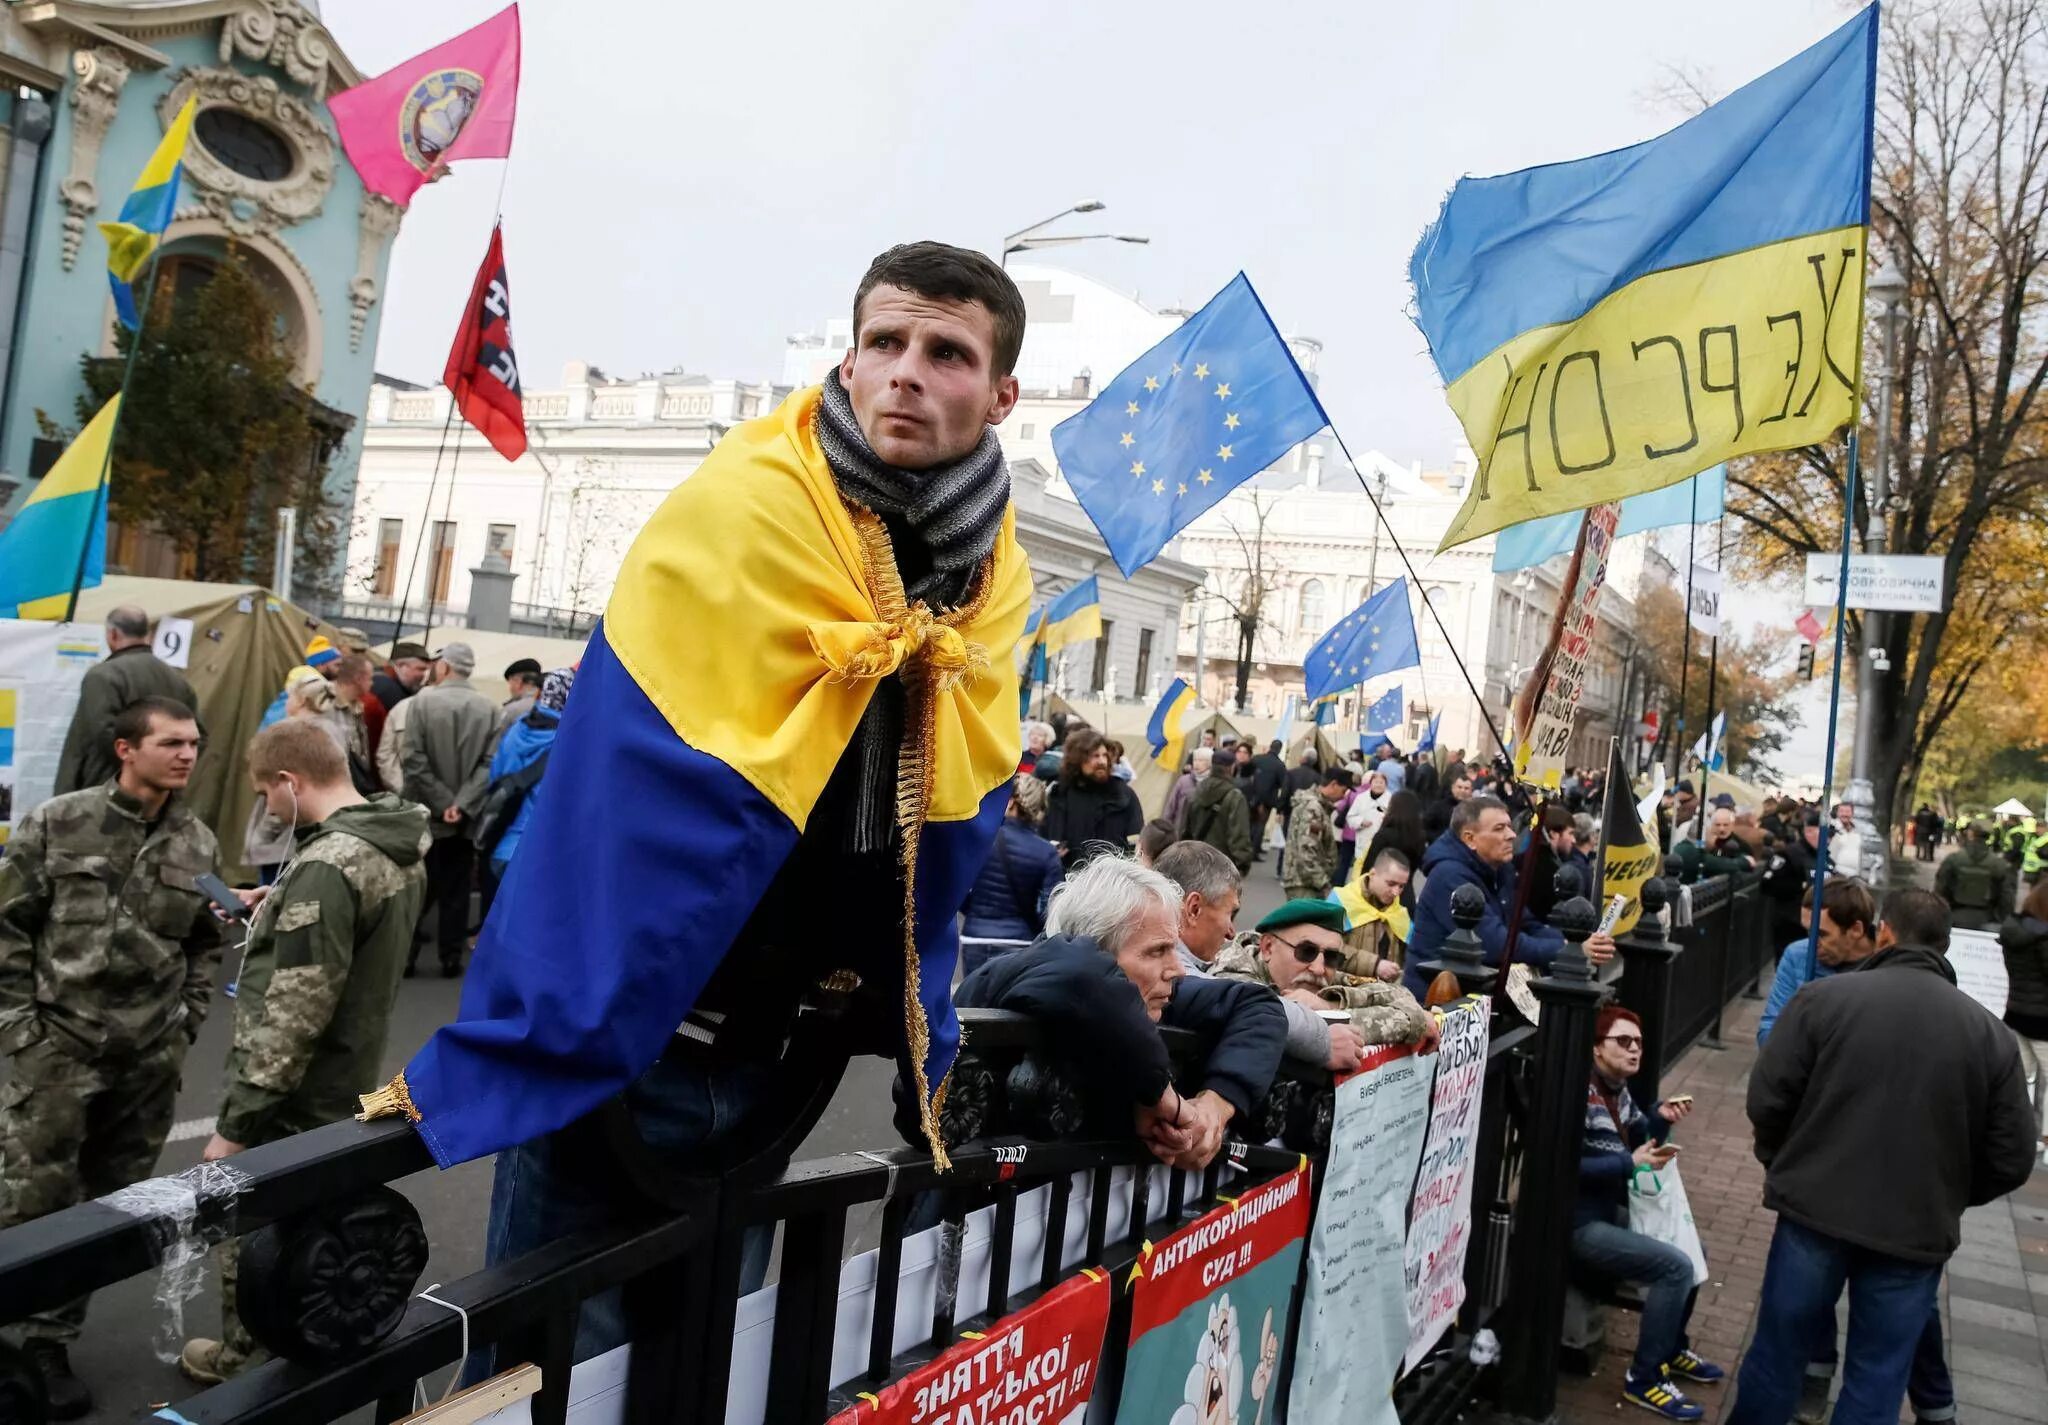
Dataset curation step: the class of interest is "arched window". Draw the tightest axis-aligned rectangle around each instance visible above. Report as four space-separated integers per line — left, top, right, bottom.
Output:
1298 578 1327 638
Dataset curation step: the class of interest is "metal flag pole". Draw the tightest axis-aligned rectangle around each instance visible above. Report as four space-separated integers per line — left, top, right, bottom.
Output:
1670 477 1699 781
1805 429 1861 983
423 419 467 634
389 398 460 646
1695 512 1726 840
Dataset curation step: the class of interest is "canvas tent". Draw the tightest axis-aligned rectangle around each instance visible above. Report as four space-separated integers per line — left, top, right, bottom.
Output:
1130 709 1250 821
1993 797 2035 817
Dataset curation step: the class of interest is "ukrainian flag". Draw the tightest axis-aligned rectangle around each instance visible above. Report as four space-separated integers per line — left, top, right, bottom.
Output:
0 397 119 618
1145 677 1197 768
101 97 197 330
373 387 1031 1168
1024 575 1103 653
1412 8 1876 550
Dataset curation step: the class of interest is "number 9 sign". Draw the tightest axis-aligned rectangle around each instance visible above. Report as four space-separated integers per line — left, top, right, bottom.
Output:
152 615 194 669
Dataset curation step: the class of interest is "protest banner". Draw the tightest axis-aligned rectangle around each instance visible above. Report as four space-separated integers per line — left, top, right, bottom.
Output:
1116 1162 1312 1425
1288 1044 1437 1425
1512 501 1621 789
1948 928 2008 1018
827 1268 1111 1425
0 619 104 844
1405 1001 1492 1370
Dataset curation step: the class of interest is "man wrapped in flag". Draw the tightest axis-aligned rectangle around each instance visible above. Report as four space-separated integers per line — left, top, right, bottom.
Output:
362 243 1031 1359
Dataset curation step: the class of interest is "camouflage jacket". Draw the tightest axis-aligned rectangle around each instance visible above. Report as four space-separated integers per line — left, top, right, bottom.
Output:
0 782 224 1059
217 795 429 1146
1282 788 1337 897
1212 935 1431 1048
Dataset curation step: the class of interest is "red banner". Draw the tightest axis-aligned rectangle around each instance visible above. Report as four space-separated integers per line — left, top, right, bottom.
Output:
828 1269 1111 1425
443 222 528 461
1127 1162 1312 1338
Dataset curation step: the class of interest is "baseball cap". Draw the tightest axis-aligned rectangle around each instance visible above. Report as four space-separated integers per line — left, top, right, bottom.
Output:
435 641 477 676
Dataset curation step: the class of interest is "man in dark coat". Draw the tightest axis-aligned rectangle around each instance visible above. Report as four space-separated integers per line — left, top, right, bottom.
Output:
1729 889 2038 1425
370 641 432 713
1045 728 1142 870
1243 740 1288 859
54 606 200 794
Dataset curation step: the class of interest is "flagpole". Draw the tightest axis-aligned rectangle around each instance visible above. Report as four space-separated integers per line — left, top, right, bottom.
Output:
1670 477 1699 784
424 417 466 634
1696 513 1725 839
389 398 461 644
1806 429 1860 983
63 251 174 622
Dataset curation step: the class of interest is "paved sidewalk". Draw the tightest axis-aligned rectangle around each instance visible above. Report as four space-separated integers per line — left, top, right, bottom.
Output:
1556 993 2048 1425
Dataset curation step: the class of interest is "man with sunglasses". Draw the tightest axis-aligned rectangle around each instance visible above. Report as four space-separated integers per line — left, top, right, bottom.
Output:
1212 900 1433 1072
1572 1005 1722 1421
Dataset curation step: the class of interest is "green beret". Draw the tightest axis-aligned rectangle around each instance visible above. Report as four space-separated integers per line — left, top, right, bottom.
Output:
1255 898 1349 935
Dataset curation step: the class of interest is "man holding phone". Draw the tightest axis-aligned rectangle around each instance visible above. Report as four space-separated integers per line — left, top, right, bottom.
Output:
1571 1005 1723 1421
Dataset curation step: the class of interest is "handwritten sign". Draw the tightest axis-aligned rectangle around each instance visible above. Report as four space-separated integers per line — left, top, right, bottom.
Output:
1688 568 1723 637
1288 1045 1436 1425
1948 928 2009 1018
1404 1001 1492 1370
1515 501 1620 789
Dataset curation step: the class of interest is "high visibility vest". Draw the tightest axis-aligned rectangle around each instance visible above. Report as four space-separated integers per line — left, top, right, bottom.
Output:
2027 832 2048 876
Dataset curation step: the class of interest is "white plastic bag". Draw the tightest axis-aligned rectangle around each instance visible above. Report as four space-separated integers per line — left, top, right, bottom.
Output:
1627 1161 1709 1286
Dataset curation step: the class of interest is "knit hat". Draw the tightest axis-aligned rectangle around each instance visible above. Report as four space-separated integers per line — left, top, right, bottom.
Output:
1255 898 1348 935
538 666 576 713
304 635 340 669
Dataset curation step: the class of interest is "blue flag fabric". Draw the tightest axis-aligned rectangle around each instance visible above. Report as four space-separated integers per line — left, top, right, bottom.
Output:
1492 467 1727 573
1312 694 1338 727
1417 712 1441 754
1303 578 1422 703
1364 684 1404 736
1052 274 1326 576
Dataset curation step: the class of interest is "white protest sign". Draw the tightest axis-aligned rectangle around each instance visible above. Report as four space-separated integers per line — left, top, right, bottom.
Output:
1516 501 1620 790
0 620 104 843
1405 1000 1492 1370
1288 1043 1436 1425
1803 553 1947 612
1688 569 1723 637
152 615 194 669
1948 928 2008 1018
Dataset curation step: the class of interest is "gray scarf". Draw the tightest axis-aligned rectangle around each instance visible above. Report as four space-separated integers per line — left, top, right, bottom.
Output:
813 370 1010 852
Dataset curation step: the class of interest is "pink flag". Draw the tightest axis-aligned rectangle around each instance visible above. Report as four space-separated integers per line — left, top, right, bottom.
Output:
1795 609 1825 644
330 4 521 207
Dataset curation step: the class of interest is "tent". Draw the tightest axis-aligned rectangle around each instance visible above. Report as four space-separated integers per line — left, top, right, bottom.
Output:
1993 797 2035 817
1130 709 1250 821
373 625 591 704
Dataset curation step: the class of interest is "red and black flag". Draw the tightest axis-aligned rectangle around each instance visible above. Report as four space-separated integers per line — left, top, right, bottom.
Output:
444 221 527 461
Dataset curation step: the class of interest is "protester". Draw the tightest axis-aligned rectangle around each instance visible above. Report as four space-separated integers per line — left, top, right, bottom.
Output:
1573 1005 1722 1421
53 605 200 795
329 652 388 770
1762 812 1822 948
1730 890 2038 1425
1103 738 1136 783
1525 802 1584 923
1936 823 2014 931
955 856 1286 1170
1408 750 1440 801
1824 801 1864 879
1999 880 2048 1160
1018 720 1054 776
0 698 222 1416
1044 728 1143 869
1156 840 1243 977
1211 900 1433 1071
1162 745 1205 828
959 774 1064 971
1176 742 1253 873
1373 740 1407 795
1755 878 1874 1062
1332 847 1414 982
1277 746 1322 871
1360 789 1429 911
1282 767 1349 900
1343 769 1391 877
1671 806 1759 885
1136 818 1176 868
475 668 576 921
400 642 496 977
178 720 429 1385
1244 740 1287 859
496 658 545 737
245 667 352 879
1031 715 1075 783
371 641 432 713
1423 769 1473 843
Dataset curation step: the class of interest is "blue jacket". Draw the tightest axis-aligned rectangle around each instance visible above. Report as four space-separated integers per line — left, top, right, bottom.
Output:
1757 938 1835 1046
1576 1074 1673 1227
960 818 1065 941
1405 829 1564 1000
486 708 559 872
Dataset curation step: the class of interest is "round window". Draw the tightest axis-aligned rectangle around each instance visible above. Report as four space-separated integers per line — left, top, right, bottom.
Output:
194 108 295 183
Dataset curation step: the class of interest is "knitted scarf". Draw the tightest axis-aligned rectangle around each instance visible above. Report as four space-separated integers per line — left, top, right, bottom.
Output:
814 368 1011 851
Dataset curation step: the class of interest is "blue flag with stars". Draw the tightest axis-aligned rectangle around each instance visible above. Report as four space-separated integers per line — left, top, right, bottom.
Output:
1364 684 1404 736
1304 577 1422 703
1051 273 1326 577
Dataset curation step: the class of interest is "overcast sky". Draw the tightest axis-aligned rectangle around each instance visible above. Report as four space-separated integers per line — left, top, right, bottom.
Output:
329 0 1857 470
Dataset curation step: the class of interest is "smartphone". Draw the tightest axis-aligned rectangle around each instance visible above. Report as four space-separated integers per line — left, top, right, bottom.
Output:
193 871 249 921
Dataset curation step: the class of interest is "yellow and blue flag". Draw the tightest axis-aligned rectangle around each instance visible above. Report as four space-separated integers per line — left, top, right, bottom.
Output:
100 96 197 329
1417 712 1442 755
1052 274 1325 576
1363 684 1404 739
1145 677 1197 767
380 386 1030 1168
1023 575 1103 652
0 397 119 618
1493 466 1726 573
1412 7 1876 551
1311 693 1339 727
1304 577 1421 703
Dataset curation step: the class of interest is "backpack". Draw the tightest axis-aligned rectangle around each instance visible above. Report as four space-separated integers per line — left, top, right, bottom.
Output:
1945 852 1997 908
473 750 550 856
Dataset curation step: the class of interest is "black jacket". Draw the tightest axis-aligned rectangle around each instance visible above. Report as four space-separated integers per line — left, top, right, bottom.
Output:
1246 753 1287 811
1044 776 1142 867
55 646 202 793
1999 914 2048 1041
957 935 1287 1126
1763 834 1817 909
1749 944 2039 1263
370 668 415 712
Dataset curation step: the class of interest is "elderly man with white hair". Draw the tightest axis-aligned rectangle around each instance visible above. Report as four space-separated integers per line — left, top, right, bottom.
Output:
956 855 1287 1170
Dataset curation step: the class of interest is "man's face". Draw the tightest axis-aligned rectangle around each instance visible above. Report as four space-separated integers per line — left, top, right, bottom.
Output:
1259 924 1344 992
117 714 200 793
1201 731 1216 748
1708 809 1735 842
392 657 429 689
1084 745 1112 781
1462 807 1515 866
1547 823 1574 855
840 286 1019 469
1321 778 1346 805
1365 860 1410 908
1835 803 1855 829
1113 900 1184 1021
1180 885 1240 962
1804 822 1821 849
1816 909 1872 968
1592 1018 1644 1081
253 771 298 820
1451 776 1472 801
1027 726 1049 754
1234 746 1251 767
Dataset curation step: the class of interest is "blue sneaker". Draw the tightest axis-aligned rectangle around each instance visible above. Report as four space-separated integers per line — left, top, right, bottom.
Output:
1624 1371 1705 1421
1665 1349 1725 1384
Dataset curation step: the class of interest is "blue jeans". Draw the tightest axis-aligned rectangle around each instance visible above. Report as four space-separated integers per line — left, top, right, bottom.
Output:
1729 1218 1944 1425
1571 1213 1700 1380
1806 1300 1953 1417
473 1054 777 1373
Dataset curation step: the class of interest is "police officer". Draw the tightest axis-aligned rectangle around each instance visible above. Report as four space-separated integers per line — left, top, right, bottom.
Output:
178 719 429 1384
2025 822 2048 887
1937 823 2016 931
0 696 223 1418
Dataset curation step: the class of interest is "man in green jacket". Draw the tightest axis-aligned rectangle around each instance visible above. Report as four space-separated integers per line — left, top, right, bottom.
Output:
1937 824 2015 929
180 718 429 1384
1176 745 1254 873
1671 806 1757 885
54 605 200 794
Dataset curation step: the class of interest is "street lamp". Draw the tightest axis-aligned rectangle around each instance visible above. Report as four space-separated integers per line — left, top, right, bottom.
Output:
1846 255 1909 887
1001 201 1148 266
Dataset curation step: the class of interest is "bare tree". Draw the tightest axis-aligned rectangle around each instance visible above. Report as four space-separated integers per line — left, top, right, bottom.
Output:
1200 491 1290 712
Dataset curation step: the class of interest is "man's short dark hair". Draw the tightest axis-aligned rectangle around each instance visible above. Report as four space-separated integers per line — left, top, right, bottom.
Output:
106 605 150 640
112 695 196 748
1451 794 1508 838
1819 877 1876 940
1370 846 1412 875
853 242 1028 378
1137 818 1178 863
1881 886 1951 952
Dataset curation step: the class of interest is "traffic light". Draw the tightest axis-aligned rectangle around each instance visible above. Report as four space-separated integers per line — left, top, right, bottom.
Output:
1796 642 1816 681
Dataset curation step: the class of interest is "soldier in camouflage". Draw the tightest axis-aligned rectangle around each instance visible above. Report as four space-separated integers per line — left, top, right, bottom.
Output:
1210 899 1435 1068
0 696 222 1419
179 719 429 1384
1281 770 1349 901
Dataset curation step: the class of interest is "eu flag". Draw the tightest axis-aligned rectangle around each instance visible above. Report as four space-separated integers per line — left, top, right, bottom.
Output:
1052 274 1326 576
1304 578 1422 703
1364 684 1404 736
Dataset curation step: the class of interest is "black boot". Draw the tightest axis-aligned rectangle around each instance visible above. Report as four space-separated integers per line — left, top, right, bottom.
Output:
25 1339 91 1421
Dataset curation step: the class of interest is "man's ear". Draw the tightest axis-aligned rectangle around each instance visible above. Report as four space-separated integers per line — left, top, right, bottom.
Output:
839 345 858 385
984 373 1020 426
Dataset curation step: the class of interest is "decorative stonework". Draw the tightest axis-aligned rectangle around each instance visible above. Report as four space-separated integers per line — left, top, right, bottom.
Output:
219 0 341 102
59 47 131 271
349 194 404 352
159 68 335 238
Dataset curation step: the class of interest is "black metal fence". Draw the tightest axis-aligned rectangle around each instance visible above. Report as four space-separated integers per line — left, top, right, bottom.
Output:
0 873 1771 1425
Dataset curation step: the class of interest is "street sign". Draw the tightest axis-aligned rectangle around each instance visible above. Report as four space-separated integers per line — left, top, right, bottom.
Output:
1802 553 1946 612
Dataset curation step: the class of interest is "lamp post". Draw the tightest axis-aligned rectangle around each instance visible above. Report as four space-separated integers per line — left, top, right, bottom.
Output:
1000 201 1149 267
1846 257 1909 888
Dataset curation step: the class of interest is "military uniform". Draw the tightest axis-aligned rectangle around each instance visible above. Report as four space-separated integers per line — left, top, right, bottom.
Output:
1282 788 1338 901
194 793 429 1377
1936 839 2015 931
0 783 224 1342
1211 934 1432 1046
